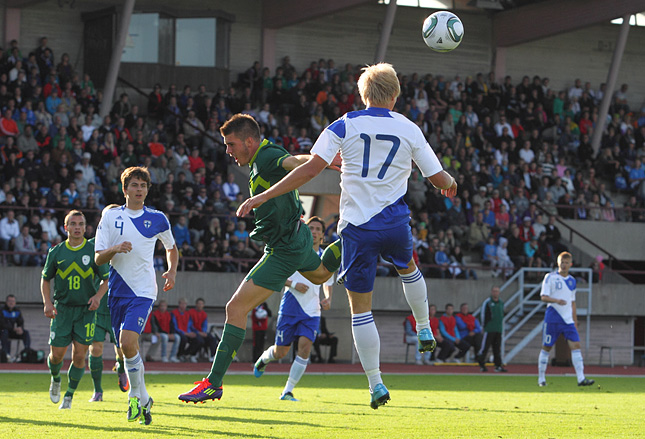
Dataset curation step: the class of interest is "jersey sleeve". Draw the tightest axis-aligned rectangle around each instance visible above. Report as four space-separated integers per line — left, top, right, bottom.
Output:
157 214 176 250
94 215 110 252
311 121 343 165
540 273 551 297
412 128 444 178
41 246 58 280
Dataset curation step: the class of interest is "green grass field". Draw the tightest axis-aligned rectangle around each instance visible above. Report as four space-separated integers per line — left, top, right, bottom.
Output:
0 373 643 438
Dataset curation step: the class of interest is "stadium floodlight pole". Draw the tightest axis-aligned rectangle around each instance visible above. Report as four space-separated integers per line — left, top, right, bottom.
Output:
374 0 398 63
590 14 631 157
100 0 136 119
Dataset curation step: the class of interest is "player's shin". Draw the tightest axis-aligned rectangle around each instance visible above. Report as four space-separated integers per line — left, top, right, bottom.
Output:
571 349 586 382
125 352 144 399
89 355 103 393
351 312 382 391
65 363 85 397
400 268 430 331
283 355 308 395
538 349 549 383
207 323 246 387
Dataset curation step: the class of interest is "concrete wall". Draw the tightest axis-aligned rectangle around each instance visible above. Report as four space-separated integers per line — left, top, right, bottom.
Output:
561 219 645 261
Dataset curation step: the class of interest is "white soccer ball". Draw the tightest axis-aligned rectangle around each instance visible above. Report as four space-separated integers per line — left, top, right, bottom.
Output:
254 307 268 319
422 11 464 53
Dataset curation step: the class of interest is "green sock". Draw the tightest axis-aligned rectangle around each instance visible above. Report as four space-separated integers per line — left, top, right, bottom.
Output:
65 364 85 397
116 355 125 374
322 239 342 272
89 355 103 393
207 323 246 387
48 357 62 382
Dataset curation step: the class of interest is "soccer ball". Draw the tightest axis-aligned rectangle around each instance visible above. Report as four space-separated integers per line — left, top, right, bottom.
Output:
422 11 464 53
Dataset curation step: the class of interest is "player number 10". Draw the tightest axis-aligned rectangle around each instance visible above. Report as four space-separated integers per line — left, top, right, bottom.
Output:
359 133 401 179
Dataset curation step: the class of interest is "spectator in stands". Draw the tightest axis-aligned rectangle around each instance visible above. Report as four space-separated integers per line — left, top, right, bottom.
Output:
222 173 240 202
439 303 470 362
13 224 37 266
0 209 20 252
1 294 31 357
173 215 191 248
455 303 483 359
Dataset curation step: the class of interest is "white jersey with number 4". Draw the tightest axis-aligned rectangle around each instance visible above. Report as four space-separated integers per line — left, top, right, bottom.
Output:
311 107 443 232
540 271 576 324
95 205 175 300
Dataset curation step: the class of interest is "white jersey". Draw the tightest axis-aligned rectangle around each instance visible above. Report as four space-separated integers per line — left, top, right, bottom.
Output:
279 249 334 318
540 271 577 324
312 107 443 232
95 205 175 300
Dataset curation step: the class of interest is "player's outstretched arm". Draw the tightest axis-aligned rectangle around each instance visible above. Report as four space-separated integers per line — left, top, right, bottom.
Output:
428 170 458 198
237 155 329 217
162 245 179 291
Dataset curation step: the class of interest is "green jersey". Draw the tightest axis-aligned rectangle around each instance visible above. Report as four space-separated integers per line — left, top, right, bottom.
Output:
248 139 303 248
42 238 109 307
88 237 110 315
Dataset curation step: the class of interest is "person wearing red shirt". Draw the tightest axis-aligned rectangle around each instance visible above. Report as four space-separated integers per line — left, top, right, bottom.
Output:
438 303 470 362
189 298 219 361
0 109 19 137
428 304 455 362
148 132 165 158
139 312 160 361
171 298 203 362
152 299 181 362
188 149 205 174
251 302 272 361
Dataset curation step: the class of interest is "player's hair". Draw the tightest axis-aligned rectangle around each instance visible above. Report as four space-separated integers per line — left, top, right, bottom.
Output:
305 215 326 231
557 252 572 263
101 204 120 218
196 298 205 304
357 63 401 107
445 303 453 309
121 166 151 191
64 209 85 226
220 114 260 141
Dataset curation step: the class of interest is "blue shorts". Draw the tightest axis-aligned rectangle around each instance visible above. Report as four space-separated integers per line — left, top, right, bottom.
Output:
339 222 413 293
275 314 320 346
542 321 580 347
108 295 154 347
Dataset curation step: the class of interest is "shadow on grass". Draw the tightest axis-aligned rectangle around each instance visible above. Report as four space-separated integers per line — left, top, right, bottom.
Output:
0 415 281 438
329 402 582 417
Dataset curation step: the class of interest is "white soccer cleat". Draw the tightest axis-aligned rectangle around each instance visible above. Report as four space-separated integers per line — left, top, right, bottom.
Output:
59 395 72 409
49 378 61 404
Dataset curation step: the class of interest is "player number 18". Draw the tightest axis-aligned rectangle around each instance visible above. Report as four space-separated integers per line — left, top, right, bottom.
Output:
68 275 81 290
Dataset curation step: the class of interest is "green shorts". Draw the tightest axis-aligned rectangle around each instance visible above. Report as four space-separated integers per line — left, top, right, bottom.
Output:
246 222 322 291
49 303 98 347
93 312 116 344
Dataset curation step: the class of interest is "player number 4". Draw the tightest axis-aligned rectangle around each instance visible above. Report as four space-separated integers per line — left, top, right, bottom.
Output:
360 133 401 179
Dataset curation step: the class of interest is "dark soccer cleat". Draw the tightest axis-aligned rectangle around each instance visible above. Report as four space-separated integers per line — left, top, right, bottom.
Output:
140 396 153 425
178 377 223 403
578 378 595 387
118 371 129 392
370 383 391 410
538 381 547 387
253 358 267 378
89 392 103 402
495 366 508 373
417 328 437 353
127 397 141 422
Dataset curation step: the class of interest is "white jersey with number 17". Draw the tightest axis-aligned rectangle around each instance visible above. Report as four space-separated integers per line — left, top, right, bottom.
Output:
311 107 443 233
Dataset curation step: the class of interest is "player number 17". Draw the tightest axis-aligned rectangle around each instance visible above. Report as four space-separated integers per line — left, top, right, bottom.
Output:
359 133 401 179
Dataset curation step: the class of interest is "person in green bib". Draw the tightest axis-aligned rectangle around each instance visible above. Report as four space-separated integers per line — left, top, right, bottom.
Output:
178 114 342 403
41 209 109 410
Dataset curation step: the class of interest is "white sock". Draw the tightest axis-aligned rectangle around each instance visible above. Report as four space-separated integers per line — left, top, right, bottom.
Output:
283 355 308 395
538 349 549 383
352 312 382 391
571 349 585 382
139 361 149 406
125 352 143 400
260 346 276 364
400 269 430 333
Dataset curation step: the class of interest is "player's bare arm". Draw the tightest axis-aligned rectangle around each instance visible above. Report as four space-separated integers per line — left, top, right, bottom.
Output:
162 245 179 291
87 279 108 311
40 278 57 319
282 153 342 172
320 284 333 310
428 170 458 198
237 155 329 217
541 295 566 305
95 241 133 266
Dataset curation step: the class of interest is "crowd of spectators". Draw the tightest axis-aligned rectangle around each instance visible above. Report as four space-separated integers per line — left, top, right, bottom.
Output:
1 38 644 276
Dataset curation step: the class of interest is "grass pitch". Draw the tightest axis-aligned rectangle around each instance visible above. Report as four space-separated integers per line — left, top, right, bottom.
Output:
0 372 643 438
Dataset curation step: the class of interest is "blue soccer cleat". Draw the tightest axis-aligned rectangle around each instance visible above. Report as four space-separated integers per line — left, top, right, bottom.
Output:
178 377 223 404
253 358 267 378
578 378 595 386
280 392 298 401
370 383 391 410
140 396 153 425
417 328 437 353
